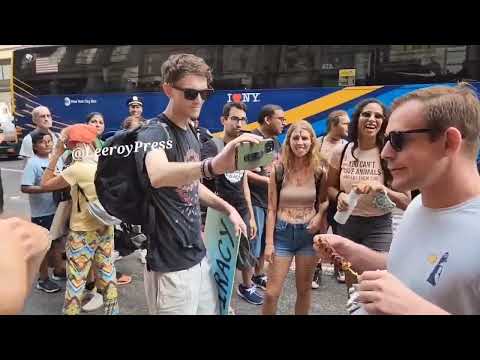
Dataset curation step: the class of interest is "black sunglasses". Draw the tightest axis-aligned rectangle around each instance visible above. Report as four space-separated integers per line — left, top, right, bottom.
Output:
384 128 434 151
171 85 214 101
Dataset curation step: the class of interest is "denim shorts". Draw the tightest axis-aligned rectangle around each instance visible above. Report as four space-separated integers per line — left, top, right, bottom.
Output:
274 218 316 257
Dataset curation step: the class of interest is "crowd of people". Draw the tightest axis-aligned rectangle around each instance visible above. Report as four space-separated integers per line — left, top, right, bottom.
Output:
1 52 480 315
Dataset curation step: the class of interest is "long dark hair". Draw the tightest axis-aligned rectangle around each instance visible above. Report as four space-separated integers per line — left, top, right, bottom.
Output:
348 98 392 186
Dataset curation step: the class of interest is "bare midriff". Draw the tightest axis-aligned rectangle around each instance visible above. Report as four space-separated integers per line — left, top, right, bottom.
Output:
277 206 316 224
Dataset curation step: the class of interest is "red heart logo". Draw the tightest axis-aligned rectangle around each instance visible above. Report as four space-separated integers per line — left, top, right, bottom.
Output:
232 94 242 102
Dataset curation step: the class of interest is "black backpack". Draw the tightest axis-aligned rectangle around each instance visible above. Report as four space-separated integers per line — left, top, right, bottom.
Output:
94 117 171 235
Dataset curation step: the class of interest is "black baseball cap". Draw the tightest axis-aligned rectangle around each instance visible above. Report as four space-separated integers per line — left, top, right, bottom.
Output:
127 96 143 107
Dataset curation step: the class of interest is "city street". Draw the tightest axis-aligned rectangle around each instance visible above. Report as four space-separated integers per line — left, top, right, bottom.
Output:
1 158 348 315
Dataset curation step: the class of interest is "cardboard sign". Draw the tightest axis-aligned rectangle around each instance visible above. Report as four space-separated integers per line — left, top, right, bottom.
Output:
204 208 241 315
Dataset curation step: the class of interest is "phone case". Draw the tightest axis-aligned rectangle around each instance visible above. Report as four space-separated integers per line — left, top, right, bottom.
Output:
236 140 274 170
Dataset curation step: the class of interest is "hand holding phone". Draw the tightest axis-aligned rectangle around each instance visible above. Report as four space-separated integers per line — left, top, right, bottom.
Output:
235 138 275 170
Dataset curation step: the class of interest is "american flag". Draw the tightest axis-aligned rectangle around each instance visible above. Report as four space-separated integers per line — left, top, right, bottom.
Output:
35 57 58 74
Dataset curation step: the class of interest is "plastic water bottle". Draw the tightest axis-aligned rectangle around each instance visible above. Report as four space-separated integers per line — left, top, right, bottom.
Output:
334 190 361 225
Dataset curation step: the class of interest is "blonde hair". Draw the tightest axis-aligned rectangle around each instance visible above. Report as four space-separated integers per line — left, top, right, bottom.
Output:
392 82 480 156
282 120 323 177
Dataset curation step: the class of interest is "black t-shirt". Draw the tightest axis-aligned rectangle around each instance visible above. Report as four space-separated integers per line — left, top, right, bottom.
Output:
135 114 205 273
198 127 213 144
201 139 248 216
248 129 282 209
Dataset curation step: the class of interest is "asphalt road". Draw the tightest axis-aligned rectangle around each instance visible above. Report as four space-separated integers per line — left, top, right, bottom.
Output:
1 158 348 316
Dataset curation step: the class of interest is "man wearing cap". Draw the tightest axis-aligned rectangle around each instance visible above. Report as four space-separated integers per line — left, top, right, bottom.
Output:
127 96 146 123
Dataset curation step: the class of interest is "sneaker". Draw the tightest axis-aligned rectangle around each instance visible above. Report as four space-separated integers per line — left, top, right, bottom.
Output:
51 272 67 281
252 274 268 290
336 271 346 283
312 264 322 289
138 249 147 264
36 279 61 293
112 250 123 262
82 290 103 312
237 284 264 305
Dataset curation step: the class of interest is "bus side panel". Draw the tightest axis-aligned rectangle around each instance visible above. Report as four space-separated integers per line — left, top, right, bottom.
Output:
15 83 480 144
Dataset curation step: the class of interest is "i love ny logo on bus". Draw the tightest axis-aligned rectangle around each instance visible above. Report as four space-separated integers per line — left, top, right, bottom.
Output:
226 92 261 103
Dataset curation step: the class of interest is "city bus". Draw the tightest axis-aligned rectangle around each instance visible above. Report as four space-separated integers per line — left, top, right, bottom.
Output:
11 45 480 143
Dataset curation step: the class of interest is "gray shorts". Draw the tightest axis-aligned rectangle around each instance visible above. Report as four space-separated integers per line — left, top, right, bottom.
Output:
337 213 392 252
143 257 219 315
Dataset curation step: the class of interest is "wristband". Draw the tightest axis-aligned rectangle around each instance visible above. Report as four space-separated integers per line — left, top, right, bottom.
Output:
200 159 209 179
202 158 214 180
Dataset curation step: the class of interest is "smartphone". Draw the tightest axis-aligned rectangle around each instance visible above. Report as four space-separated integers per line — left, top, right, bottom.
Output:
236 138 275 170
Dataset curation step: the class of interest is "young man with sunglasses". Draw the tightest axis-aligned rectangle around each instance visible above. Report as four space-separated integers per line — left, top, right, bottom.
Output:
314 83 480 315
201 101 263 305
136 54 262 315
247 104 286 290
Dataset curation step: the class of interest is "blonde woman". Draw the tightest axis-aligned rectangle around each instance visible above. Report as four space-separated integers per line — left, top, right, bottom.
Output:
262 120 328 315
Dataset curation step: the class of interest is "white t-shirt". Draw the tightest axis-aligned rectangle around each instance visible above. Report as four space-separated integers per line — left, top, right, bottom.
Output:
357 195 480 315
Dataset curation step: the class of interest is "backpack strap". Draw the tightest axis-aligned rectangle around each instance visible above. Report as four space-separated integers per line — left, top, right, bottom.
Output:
313 170 323 212
212 137 225 154
275 163 284 211
77 185 89 212
188 122 200 144
337 142 350 191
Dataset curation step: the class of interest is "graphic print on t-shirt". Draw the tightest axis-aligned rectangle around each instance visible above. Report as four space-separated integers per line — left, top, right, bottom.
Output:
426 252 449 286
175 148 200 209
342 159 383 183
224 170 245 184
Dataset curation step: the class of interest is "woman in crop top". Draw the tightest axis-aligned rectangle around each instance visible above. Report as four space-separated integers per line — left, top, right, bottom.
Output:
327 99 411 257
262 120 328 315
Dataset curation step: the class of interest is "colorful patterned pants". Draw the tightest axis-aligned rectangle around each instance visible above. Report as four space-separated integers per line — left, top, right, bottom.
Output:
63 226 119 315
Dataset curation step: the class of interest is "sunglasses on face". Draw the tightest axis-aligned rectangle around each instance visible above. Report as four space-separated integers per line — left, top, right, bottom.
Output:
384 128 434 151
171 85 214 101
360 111 384 120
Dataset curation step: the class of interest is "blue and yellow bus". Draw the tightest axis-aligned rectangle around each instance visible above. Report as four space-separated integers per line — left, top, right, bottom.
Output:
11 45 480 142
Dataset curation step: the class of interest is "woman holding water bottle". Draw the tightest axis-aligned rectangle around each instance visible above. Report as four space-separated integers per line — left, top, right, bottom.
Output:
327 99 410 258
